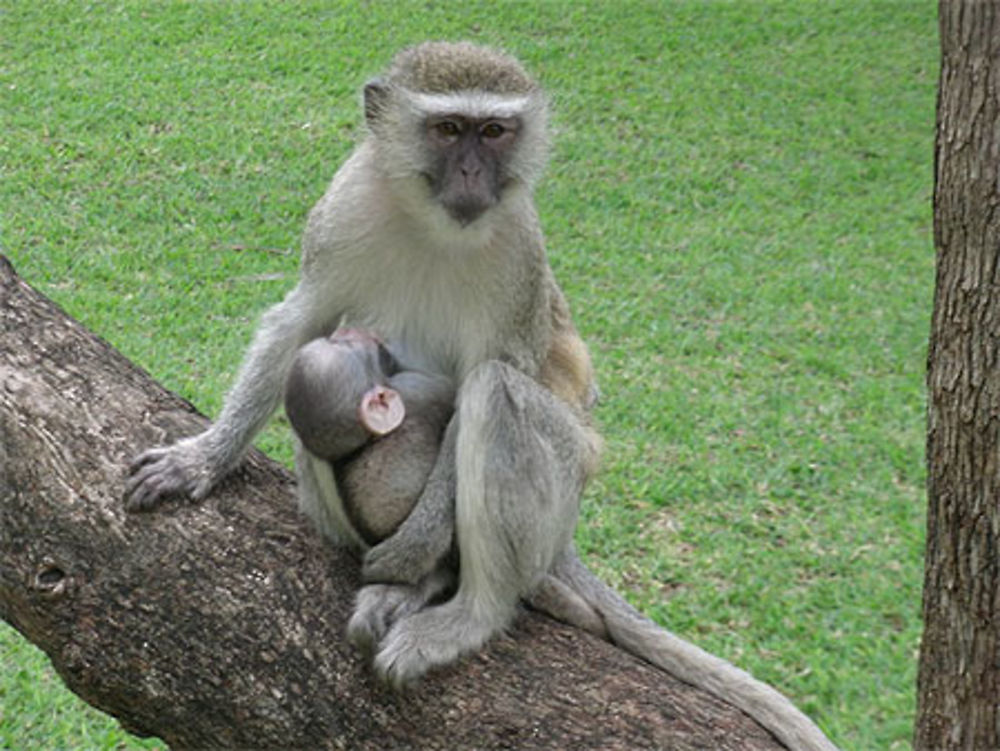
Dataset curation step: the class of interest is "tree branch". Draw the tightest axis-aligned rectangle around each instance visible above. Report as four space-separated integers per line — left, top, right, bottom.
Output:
0 255 782 750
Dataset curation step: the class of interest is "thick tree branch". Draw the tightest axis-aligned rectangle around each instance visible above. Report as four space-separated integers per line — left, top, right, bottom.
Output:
0 255 782 750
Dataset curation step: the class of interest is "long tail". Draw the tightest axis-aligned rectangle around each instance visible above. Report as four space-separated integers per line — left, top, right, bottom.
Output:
535 553 839 751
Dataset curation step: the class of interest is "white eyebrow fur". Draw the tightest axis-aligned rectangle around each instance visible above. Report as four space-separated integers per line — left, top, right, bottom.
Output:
409 90 534 120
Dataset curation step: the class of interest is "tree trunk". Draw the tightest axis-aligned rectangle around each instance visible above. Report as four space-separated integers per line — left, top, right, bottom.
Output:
916 3 1000 749
0 255 783 749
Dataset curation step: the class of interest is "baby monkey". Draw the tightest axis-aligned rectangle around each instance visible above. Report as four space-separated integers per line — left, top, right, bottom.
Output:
284 327 454 544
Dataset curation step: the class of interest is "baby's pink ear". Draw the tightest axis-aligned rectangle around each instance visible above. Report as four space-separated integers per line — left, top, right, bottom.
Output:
358 386 405 435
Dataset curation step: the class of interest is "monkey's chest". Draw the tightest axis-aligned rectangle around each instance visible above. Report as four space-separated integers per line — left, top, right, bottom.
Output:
342 294 500 380
331 238 520 377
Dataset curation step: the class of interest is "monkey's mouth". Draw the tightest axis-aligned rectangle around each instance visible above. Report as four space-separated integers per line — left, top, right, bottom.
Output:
445 200 491 226
419 173 497 226
444 182 500 226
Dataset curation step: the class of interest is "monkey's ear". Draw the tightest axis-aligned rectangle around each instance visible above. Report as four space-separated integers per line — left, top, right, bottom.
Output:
363 78 390 127
359 385 405 436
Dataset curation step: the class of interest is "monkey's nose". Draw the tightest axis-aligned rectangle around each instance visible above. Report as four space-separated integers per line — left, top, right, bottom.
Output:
458 151 484 180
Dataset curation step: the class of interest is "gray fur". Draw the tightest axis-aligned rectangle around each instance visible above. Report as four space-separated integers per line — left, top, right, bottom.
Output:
360 416 459 583
338 370 454 544
537 552 840 751
125 41 837 751
282 329 455 544
284 335 386 460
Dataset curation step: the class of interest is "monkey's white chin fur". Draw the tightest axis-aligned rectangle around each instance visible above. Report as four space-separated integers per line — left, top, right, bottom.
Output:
395 178 500 256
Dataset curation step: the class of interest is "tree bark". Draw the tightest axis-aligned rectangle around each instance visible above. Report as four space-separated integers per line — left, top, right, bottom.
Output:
0 255 783 749
916 3 1000 749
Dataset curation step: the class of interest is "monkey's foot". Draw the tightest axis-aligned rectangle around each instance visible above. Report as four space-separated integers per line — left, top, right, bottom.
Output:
348 570 455 654
372 598 497 689
347 584 427 654
124 435 222 510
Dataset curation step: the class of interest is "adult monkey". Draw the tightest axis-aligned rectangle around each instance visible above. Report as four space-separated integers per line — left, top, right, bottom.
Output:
126 42 838 751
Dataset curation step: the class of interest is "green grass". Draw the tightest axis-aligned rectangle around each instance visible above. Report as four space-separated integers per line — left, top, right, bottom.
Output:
1 2 935 749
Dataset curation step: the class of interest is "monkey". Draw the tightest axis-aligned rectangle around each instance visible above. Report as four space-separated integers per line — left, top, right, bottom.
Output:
283 326 454 544
282 325 463 640
125 41 838 751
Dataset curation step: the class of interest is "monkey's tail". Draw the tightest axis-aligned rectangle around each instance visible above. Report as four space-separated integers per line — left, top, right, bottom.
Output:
545 554 839 751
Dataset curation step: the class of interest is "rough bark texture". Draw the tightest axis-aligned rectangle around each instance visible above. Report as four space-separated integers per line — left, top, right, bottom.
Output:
0 255 783 749
916 3 1000 749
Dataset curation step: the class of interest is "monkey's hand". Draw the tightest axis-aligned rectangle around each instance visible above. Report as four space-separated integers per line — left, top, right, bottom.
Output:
362 527 450 586
125 434 224 511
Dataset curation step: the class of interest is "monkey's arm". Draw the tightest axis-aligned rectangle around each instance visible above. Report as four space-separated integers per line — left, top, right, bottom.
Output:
126 284 339 509
361 417 458 585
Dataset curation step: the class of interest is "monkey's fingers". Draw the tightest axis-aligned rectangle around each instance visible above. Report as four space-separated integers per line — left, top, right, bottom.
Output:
124 450 195 511
124 465 173 511
128 446 171 474
362 536 436 586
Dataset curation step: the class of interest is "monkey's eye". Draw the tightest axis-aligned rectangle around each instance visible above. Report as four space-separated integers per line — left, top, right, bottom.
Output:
480 122 506 139
433 120 462 138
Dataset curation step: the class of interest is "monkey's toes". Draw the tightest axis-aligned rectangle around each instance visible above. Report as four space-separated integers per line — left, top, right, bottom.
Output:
346 599 389 655
372 635 431 690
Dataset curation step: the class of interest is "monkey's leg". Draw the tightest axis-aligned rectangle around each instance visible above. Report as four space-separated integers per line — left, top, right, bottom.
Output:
126 286 334 509
526 551 609 640
295 443 367 549
373 360 590 687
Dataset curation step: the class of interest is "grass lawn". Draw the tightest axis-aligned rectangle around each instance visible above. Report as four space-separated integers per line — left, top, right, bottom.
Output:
2 2 935 749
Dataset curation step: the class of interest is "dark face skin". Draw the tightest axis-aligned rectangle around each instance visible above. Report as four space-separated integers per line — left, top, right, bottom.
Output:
424 115 520 225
